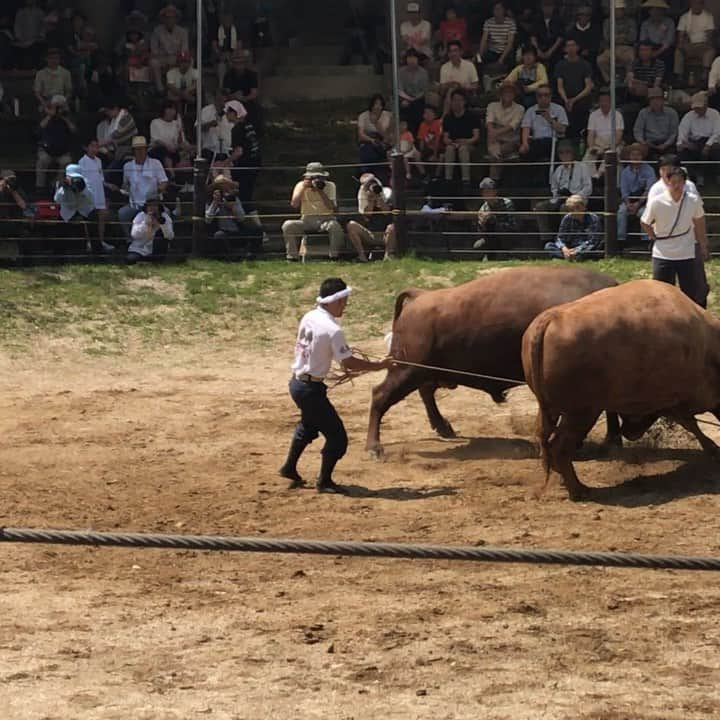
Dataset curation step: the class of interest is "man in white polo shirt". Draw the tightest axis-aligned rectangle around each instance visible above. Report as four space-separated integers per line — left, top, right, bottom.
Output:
641 165 708 304
439 40 478 110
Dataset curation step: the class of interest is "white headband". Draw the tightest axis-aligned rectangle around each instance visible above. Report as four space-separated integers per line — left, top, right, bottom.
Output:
317 287 353 305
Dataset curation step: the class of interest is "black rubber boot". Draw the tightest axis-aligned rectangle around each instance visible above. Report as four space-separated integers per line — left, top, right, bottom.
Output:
279 439 308 489
316 454 344 494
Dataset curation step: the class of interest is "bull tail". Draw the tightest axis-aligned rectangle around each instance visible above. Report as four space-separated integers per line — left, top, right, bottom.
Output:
392 287 424 327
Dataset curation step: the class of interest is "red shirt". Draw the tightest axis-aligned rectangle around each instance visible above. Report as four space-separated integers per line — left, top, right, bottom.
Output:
439 18 469 53
417 118 443 153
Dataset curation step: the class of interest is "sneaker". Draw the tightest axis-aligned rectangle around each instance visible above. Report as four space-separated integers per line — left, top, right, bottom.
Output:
101 241 115 253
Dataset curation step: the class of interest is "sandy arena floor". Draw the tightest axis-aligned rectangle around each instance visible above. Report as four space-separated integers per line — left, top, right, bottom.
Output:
1 339 720 719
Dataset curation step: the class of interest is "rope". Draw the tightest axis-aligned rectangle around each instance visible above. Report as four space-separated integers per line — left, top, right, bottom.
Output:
2 527 720 571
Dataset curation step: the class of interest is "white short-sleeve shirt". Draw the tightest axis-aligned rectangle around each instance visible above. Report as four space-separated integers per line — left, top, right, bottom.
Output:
122 157 169 208
78 154 106 210
641 187 704 260
439 59 479 86
587 108 624 142
677 10 715 44
647 177 699 202
291 307 353 379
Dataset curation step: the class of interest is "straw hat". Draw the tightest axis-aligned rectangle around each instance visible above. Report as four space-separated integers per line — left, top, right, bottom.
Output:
131 136 148 149
303 161 330 178
691 91 709 109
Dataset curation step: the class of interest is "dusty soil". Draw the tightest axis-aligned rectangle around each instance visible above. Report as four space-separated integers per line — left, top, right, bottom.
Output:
1 336 720 720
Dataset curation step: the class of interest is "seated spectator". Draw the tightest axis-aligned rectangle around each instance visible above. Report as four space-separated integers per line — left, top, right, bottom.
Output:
65 13 98 98
119 136 169 239
150 100 192 176
346 172 396 261
618 143 656 244
357 93 393 179
34 48 73 112
150 4 189 94
398 48 429 133
439 40 479 112
545 194 602 259
281 162 344 261
633 87 679 160
677 91 720 186
213 12 239 84
478 2 516 70
531 0 564 73
584 88 624 178
79 138 117 249
416 105 443 177
639 0 675 78
13 0 45 69
520 84 568 174
505 45 548 109
127 193 174 264
36 95 76 193
626 41 665 101
98 100 139 176
166 50 197 109
554 38 593 138
0 171 30 257
198 91 233 159
674 0 714 85
536 140 592 242
228 100 262 204
709 55 720 111
122 26 151 84
442 89 480 185
564 5 602 65
485 81 524 180
436 5 469 61
222 49 260 130
205 175 263 259
597 1 636 83
399 2 432 62
53 163 100 255
473 177 516 259
0 15 14 72
398 119 419 180
87 53 122 112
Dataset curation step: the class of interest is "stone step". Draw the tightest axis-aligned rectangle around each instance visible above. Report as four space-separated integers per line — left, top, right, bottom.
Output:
281 44 346 64
274 63 375 77
263 73 389 101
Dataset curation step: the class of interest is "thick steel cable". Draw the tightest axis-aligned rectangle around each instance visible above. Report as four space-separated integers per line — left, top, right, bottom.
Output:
2 527 720 571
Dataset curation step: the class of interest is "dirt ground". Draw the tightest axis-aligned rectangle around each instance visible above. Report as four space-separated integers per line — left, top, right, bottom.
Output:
2 333 720 720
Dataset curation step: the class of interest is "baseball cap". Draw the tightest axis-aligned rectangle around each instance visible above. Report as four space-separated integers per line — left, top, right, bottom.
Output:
479 177 496 190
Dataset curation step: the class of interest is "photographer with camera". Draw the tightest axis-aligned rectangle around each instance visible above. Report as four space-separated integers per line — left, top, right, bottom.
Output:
204 174 263 260
346 173 396 262
127 193 174 264
282 162 345 261
53 163 101 256
0 170 30 259
36 95 77 193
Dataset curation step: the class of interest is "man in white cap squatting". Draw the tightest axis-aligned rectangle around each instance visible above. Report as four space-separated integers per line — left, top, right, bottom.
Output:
280 278 393 494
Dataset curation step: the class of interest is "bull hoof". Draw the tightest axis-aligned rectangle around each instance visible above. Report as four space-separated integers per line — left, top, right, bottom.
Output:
367 445 385 461
602 433 623 449
567 484 591 502
434 422 457 439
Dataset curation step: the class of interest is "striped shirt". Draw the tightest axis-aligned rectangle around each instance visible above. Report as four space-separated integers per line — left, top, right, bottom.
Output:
630 59 664 87
483 17 516 53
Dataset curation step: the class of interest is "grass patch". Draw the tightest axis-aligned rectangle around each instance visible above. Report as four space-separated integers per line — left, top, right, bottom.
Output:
0 257 715 356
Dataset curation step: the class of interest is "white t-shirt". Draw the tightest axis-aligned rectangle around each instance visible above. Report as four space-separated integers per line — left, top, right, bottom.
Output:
150 117 184 152
440 59 478 87
166 67 198 90
641 187 704 260
129 210 175 256
587 108 624 143
291 306 353 379
122 157 169 207
647 177 699 202
78 154 106 210
399 19 432 57
677 10 715 44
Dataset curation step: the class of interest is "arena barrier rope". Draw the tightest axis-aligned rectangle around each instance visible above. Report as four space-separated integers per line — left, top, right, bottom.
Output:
3 527 720 571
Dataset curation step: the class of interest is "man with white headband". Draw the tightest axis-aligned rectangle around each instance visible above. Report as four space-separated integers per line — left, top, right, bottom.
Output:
280 277 393 494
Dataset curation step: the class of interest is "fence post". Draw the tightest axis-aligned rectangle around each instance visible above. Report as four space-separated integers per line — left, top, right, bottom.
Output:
603 150 619 258
390 151 408 256
192 157 209 257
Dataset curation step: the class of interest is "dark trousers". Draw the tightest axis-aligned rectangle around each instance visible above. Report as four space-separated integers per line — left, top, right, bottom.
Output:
652 256 700 304
565 98 592 139
678 140 720 182
694 243 710 309
289 377 348 460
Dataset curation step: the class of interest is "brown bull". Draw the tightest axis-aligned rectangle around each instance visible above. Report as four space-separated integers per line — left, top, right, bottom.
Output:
522 279 720 500
367 266 619 457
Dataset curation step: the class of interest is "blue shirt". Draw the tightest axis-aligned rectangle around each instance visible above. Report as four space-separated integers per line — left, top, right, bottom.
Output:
620 163 656 202
521 102 569 140
53 183 95 222
553 212 603 253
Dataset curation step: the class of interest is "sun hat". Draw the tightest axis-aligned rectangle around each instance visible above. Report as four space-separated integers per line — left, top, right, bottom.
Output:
131 135 148 149
303 161 330 178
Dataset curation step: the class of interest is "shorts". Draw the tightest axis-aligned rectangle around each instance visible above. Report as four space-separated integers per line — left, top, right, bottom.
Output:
353 222 385 246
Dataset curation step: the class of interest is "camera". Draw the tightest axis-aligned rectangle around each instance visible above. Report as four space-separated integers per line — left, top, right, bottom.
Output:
311 176 326 191
368 181 382 195
2 175 17 192
66 176 86 192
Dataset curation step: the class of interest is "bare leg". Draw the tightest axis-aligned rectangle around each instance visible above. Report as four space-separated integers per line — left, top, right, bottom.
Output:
418 383 456 438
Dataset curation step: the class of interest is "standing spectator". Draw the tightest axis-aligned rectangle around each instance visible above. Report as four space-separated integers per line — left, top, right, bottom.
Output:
545 194 602 259
36 95 76 193
149 100 191 177
346 172 396 261
53 163 99 255
228 100 262 204
198 91 233 159
531 0 564 73
709 55 720 111
119 136 169 239
166 50 197 109
416 105 443 176
121 26 151 85
478 1 516 69
474 177 516 258
626 41 665 101
87 52 122 112
398 48 428 133
64 13 97 99
677 92 720 186
442 89 480 186
554 38 594 138
0 171 30 258
439 40 478 110
357 93 393 178
536 141 592 242
79 138 117 249
584 88 624 178
98 100 139 174
127 193 174 264
33 47 73 112
437 5 469 60
674 0 714 85
399 2 432 61
398 118 419 180
281 162 345 261
564 5 602 65
597 0 637 83
150 4 189 94
504 45 548 109
618 143 656 244
520 84 568 172
212 11 239 84
485 81 524 180
13 0 45 69
633 88 679 160
222 49 260 130
639 0 675 77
